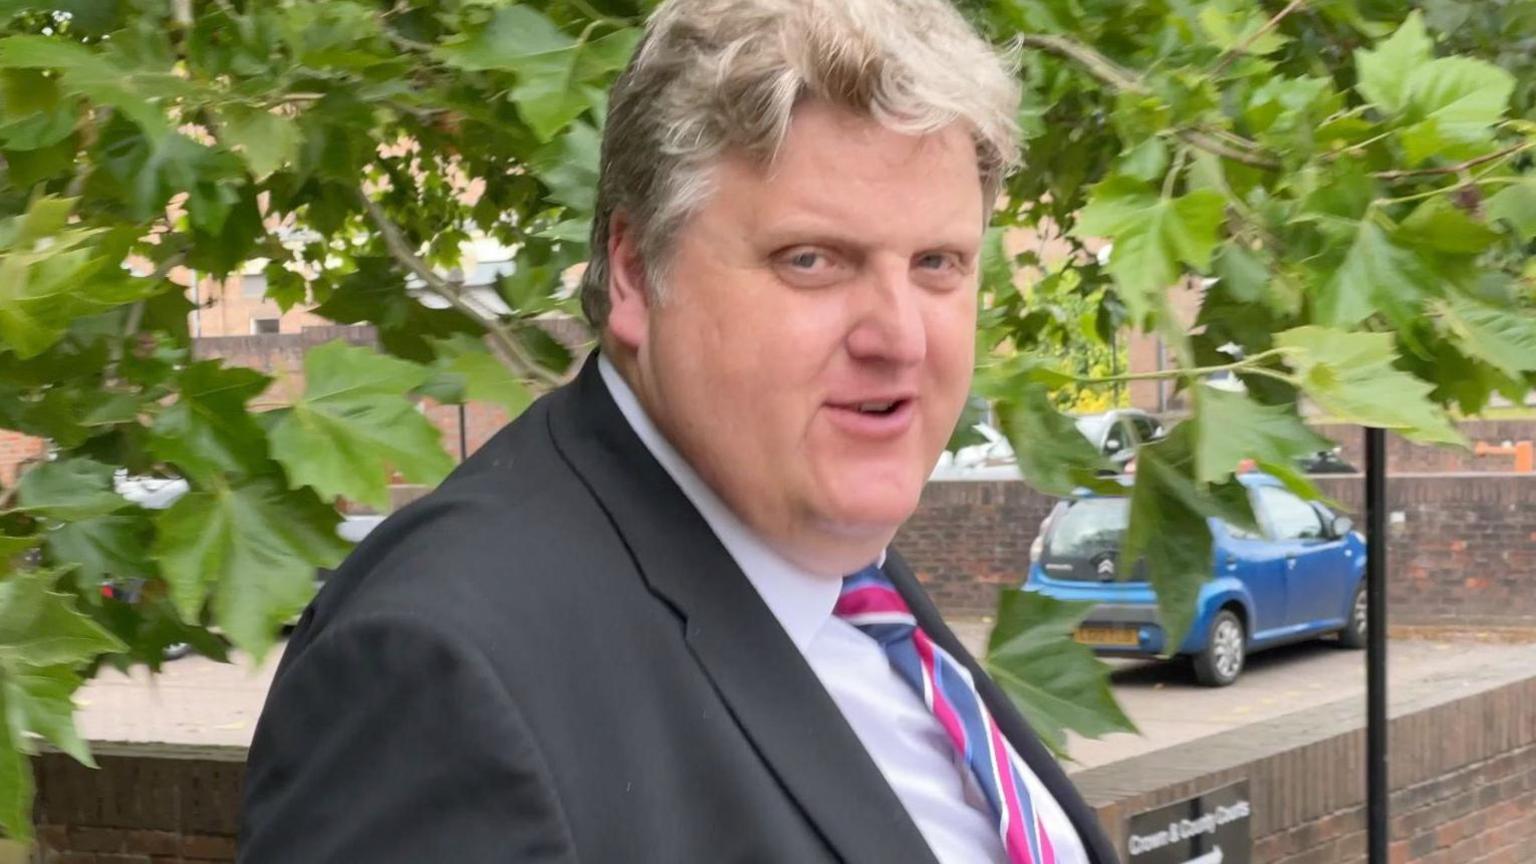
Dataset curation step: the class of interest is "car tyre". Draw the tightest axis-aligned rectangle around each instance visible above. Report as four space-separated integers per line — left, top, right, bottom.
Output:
1192 609 1246 687
1338 583 1367 650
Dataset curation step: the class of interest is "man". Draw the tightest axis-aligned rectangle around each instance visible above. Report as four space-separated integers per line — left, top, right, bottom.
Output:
240 0 1118 861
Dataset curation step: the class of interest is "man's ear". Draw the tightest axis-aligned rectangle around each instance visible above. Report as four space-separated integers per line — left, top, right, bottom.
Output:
606 210 650 352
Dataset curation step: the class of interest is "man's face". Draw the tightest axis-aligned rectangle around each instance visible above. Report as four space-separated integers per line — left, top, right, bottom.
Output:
608 101 983 576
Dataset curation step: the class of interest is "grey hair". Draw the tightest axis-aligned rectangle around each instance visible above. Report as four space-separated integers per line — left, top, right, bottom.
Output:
578 0 1021 329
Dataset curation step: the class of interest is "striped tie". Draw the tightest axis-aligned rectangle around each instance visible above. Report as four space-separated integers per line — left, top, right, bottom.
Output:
836 566 1056 864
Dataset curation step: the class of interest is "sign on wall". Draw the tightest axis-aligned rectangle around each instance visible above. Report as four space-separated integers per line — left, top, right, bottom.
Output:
1125 781 1252 864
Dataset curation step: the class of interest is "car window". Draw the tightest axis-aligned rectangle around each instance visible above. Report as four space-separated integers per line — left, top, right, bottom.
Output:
1046 498 1128 557
1102 420 1129 454
1074 414 1110 447
1129 415 1162 445
1255 486 1328 541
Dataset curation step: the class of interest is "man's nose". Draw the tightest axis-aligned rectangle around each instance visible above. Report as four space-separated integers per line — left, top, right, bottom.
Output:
845 263 927 366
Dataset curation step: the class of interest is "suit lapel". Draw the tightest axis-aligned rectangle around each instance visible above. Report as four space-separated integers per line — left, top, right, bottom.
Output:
548 358 939 864
883 552 1122 864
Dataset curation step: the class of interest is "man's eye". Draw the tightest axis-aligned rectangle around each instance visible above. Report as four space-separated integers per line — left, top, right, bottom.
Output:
785 250 826 269
916 252 960 271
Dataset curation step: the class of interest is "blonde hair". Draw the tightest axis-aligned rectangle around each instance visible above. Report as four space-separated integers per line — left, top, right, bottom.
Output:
579 0 1021 328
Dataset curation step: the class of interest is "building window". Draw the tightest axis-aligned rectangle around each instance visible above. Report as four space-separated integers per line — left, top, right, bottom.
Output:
251 318 280 335
241 274 268 299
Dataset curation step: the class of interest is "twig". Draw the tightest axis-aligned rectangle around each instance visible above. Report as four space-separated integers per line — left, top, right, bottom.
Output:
1017 33 1148 95
1176 129 1282 170
1072 347 1298 386
1213 0 1306 75
1017 32 1283 171
357 190 561 388
1162 147 1189 198
1374 142 1533 181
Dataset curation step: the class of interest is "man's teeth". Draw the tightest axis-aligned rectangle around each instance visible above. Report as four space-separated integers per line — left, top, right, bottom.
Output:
858 402 896 413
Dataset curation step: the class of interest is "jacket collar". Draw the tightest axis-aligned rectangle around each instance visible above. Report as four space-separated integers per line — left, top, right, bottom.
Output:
548 355 940 864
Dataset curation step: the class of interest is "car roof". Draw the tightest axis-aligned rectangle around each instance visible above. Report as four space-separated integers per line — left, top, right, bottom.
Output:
1069 471 1285 499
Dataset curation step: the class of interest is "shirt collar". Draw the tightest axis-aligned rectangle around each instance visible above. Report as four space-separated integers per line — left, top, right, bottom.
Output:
599 354 858 650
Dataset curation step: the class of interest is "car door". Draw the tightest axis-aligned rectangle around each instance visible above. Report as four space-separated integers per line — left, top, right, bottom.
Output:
1216 519 1289 638
1253 485 1344 627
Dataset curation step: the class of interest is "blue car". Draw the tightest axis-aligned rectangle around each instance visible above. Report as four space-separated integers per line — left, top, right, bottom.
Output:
1023 473 1367 686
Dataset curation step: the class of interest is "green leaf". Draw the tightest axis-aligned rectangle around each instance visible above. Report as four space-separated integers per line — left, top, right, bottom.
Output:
1439 297 1536 379
1118 137 1168 182
153 479 348 660
1122 426 1215 649
1193 385 1332 483
1315 220 1437 329
218 106 300 180
148 362 272 484
1073 178 1226 323
45 514 150 589
1198 3 1290 56
4 665 92 766
1354 11 1432 116
1211 241 1268 304
268 341 454 509
1276 326 1464 444
434 6 572 72
994 383 1116 497
1398 198 1501 254
985 590 1135 758
1401 57 1515 149
0 696 32 843
0 568 126 667
426 335 532 417
13 459 128 521
1486 180 1536 240
0 35 168 136
531 121 600 212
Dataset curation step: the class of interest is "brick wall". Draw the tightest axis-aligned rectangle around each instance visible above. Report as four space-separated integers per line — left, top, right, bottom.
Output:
1077 650 1536 864
26 655 1535 862
32 747 244 864
1314 422 1536 474
899 474 1536 627
893 480 1056 615
0 429 46 488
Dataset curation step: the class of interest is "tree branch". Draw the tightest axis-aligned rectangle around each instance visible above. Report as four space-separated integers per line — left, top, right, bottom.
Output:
1018 33 1282 171
1213 0 1307 75
357 191 561 388
1373 142 1533 181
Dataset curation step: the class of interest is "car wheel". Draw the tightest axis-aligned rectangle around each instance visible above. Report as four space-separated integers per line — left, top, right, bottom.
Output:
1192 610 1246 687
1338 583 1367 650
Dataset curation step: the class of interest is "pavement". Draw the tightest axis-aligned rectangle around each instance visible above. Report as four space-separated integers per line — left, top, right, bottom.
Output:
71 622 1536 774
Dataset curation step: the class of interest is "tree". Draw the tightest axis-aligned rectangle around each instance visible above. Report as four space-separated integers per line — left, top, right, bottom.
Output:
0 0 1531 841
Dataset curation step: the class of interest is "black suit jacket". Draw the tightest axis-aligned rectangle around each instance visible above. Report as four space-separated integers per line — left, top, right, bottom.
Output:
240 357 1119 863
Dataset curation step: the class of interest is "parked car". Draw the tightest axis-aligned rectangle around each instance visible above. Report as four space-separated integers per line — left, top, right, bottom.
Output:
1295 448 1358 474
1024 472 1367 686
1073 409 1166 468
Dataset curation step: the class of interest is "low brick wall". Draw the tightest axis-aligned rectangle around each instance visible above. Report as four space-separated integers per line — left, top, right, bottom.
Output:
899 473 1536 626
32 745 244 863
1075 646 1536 863
28 659 1536 863
1314 421 1536 474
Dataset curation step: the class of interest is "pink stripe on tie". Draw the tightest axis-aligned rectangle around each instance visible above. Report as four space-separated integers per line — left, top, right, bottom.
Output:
912 630 969 753
1037 810 1057 864
834 585 910 618
990 721 1036 864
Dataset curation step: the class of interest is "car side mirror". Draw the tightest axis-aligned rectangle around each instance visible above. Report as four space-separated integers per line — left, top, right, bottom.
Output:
1332 515 1354 538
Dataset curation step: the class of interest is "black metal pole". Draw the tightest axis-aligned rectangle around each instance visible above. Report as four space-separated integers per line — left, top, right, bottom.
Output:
1365 426 1388 863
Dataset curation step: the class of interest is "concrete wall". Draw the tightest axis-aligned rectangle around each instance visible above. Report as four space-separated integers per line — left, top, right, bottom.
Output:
897 474 1536 627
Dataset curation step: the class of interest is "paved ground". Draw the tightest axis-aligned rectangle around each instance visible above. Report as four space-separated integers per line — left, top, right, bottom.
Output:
73 624 1536 773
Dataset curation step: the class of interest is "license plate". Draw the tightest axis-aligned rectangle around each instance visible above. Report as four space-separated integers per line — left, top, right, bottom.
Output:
1074 625 1139 647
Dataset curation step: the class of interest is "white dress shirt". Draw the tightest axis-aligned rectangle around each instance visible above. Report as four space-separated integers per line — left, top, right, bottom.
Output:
598 357 1088 864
